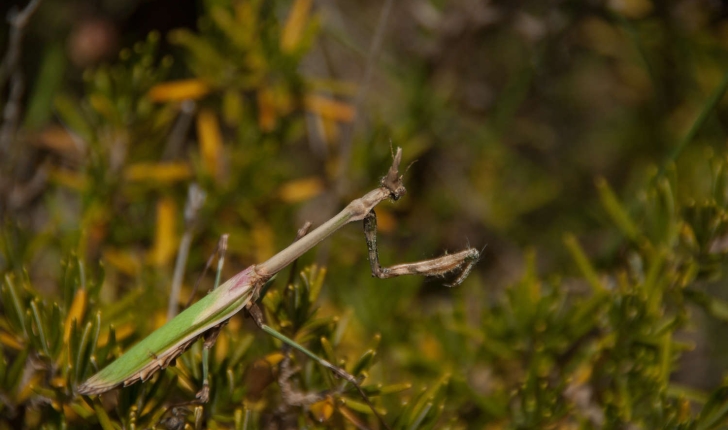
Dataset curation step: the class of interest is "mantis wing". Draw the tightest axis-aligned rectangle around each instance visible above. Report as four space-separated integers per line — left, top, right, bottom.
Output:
77 266 258 395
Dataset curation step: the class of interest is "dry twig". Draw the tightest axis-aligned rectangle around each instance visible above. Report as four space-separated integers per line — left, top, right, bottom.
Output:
0 0 43 156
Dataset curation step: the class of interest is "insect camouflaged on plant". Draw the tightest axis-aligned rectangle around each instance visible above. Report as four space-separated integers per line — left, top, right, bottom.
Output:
77 147 481 428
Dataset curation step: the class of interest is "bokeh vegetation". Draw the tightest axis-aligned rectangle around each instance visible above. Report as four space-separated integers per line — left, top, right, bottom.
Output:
4 0 728 428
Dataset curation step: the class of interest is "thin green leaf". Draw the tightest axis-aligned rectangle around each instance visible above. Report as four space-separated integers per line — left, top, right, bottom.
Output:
351 349 376 377
93 399 116 430
563 234 604 292
596 177 640 241
666 69 728 166
74 321 92 383
4 274 27 336
698 386 728 430
30 300 50 357
6 347 30 392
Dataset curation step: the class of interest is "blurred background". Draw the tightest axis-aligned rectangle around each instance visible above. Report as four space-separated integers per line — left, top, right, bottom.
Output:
4 0 728 428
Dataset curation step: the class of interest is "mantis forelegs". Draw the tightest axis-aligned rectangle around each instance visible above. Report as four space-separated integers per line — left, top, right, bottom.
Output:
363 209 480 287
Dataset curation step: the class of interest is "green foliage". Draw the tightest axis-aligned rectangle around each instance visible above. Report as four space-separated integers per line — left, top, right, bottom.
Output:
413 152 728 429
0 258 114 427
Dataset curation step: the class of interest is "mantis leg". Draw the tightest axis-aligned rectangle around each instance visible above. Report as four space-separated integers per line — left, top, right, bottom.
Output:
186 234 229 307
276 344 332 407
246 304 390 429
260 221 344 406
195 324 223 403
196 224 309 404
192 235 229 403
256 222 364 423
363 209 480 287
245 215 387 424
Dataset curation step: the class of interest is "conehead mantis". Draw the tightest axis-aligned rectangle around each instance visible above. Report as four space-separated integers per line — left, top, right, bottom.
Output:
77 147 480 427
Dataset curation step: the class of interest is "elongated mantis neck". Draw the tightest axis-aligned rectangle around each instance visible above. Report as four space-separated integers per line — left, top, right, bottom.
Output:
257 147 406 277
256 187 392 276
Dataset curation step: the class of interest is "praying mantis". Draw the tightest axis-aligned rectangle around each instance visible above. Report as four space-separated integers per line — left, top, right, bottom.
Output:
77 147 480 427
